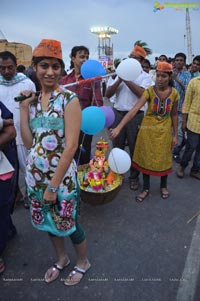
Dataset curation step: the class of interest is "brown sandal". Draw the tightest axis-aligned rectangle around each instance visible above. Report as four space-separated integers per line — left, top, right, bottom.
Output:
135 190 149 202
160 188 170 199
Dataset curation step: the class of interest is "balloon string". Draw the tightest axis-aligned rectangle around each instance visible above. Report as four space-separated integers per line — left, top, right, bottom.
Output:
100 125 120 174
72 74 115 167
90 81 101 107
91 82 96 106
77 133 86 166
110 147 119 174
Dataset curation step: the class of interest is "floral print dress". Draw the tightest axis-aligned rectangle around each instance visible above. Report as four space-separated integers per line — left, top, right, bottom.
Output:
26 87 79 237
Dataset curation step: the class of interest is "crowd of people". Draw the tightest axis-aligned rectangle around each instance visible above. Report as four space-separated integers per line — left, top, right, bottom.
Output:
0 39 199 286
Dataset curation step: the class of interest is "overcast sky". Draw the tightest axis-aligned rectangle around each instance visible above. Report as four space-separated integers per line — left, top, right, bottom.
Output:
1 0 199 67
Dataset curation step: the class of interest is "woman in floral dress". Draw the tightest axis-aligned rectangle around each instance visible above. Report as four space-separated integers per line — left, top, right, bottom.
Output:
110 62 179 201
19 39 90 285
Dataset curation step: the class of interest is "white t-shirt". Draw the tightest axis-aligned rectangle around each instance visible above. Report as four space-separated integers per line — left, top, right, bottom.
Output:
107 76 117 104
0 74 36 145
113 71 154 111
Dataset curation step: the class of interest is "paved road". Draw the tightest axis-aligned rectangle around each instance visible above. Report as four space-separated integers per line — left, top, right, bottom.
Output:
1 129 200 301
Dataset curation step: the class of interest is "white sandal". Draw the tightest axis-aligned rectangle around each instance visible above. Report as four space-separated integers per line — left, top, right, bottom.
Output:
64 263 91 286
44 260 70 283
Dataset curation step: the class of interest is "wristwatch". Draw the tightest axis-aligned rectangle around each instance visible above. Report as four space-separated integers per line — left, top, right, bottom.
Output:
47 184 58 193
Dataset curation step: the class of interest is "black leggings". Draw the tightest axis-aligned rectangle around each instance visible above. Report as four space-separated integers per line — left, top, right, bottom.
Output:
143 173 168 190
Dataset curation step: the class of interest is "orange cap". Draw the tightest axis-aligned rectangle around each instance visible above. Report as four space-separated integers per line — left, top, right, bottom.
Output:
156 61 173 73
130 45 147 59
33 39 62 60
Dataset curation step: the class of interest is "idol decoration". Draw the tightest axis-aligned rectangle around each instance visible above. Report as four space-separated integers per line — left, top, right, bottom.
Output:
78 138 121 193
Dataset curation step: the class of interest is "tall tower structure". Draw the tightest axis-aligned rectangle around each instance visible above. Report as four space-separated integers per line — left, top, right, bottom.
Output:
154 2 200 64
185 8 192 63
90 26 118 69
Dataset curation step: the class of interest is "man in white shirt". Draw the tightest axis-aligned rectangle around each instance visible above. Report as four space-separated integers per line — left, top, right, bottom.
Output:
105 45 154 190
0 51 36 206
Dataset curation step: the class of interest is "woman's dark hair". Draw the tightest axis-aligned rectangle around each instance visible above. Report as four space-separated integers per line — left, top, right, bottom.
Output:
0 51 17 65
69 46 89 69
32 56 65 71
158 54 168 62
156 70 174 87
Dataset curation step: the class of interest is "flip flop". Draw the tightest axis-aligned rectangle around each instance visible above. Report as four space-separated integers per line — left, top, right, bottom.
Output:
44 260 70 283
64 263 91 286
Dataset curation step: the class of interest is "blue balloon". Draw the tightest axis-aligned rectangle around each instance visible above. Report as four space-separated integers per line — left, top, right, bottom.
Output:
81 106 106 135
81 60 106 79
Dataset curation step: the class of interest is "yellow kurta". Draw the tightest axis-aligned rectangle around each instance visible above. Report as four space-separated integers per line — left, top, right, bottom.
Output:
132 86 179 176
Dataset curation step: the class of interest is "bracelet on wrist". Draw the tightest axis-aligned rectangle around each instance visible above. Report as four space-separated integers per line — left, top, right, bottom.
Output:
47 184 58 193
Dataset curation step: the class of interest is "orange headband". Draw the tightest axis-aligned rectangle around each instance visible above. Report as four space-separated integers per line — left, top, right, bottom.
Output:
156 61 173 72
130 45 147 59
33 39 62 60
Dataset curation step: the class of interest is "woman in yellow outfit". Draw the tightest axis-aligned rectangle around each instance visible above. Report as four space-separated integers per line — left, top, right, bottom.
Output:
110 62 178 202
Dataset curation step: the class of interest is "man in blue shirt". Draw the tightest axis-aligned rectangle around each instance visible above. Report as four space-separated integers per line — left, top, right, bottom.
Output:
172 52 191 163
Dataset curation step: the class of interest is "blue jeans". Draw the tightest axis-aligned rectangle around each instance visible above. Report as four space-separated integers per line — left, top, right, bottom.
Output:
180 130 200 172
173 114 185 156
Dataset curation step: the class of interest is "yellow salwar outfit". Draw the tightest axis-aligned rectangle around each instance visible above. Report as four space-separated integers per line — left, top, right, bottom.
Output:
132 86 179 176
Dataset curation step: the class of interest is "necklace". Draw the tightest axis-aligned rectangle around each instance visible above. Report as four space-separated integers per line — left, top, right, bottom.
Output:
153 87 172 119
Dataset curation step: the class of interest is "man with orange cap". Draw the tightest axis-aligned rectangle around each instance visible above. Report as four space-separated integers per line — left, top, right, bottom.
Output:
106 44 154 190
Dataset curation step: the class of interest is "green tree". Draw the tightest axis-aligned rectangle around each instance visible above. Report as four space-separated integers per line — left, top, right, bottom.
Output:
134 40 152 56
114 58 121 68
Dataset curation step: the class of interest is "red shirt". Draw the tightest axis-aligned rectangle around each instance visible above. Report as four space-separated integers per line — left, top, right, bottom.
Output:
60 69 103 110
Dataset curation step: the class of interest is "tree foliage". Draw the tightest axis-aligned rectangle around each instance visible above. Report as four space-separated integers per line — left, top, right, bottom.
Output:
134 40 152 56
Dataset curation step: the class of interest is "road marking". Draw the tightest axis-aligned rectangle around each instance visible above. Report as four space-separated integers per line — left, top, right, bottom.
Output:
176 215 200 301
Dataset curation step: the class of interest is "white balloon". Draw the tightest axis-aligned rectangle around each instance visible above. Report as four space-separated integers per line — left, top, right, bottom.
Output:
108 148 131 174
116 58 142 81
